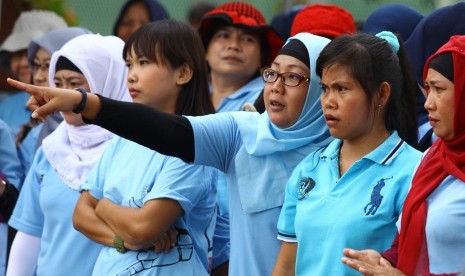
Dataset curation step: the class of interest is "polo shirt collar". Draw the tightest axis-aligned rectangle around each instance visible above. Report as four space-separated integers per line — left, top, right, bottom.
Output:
319 131 405 165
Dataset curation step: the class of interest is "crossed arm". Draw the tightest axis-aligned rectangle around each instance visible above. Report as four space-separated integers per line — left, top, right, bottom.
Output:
73 191 182 251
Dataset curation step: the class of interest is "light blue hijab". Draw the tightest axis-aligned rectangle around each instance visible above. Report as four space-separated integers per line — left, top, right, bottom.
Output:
231 33 333 214
27 27 92 67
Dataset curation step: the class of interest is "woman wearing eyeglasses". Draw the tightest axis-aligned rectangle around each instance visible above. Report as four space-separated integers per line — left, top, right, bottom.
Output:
273 32 422 275
8 32 332 276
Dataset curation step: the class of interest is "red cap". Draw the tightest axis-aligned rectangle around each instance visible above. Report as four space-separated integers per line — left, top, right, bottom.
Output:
199 2 283 65
291 4 356 39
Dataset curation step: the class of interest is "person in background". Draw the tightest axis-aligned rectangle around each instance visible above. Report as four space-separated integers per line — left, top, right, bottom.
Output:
186 1 215 30
0 119 22 276
6 34 131 276
199 2 283 112
16 27 92 176
362 3 423 42
113 0 169 42
0 10 67 136
198 3 283 273
404 2 465 150
73 20 218 276
7 31 333 276
0 10 66 276
342 34 465 276
272 31 421 276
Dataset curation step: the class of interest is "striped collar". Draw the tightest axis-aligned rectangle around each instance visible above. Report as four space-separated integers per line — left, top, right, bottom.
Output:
320 131 405 165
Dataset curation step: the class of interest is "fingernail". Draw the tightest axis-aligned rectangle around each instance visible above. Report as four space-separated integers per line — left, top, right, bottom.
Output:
31 112 38 119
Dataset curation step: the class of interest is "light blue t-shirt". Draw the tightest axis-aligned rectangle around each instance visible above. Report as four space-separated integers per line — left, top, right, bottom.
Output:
0 119 23 189
211 74 264 269
18 123 43 176
0 119 23 276
215 76 263 113
0 91 32 135
277 132 422 275
395 158 465 274
411 175 465 274
188 113 285 276
82 137 217 276
8 148 103 276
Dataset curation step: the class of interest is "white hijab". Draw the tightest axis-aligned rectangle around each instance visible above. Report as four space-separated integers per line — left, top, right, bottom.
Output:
42 34 131 190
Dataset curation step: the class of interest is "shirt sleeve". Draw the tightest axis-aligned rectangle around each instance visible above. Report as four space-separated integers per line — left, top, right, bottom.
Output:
187 113 241 172
8 149 47 237
143 156 216 215
0 119 23 190
85 96 195 162
277 162 304 243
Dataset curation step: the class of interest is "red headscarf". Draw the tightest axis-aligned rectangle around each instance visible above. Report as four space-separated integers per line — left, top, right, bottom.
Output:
398 35 465 275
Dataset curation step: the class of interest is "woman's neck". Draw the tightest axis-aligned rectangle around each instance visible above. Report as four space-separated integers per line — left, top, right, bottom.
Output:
339 126 390 176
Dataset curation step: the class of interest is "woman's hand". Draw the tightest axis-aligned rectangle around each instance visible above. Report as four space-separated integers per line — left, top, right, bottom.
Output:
7 78 83 121
342 248 405 276
153 227 178 253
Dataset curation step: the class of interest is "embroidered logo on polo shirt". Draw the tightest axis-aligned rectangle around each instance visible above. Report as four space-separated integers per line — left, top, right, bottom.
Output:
364 177 393 215
298 177 315 200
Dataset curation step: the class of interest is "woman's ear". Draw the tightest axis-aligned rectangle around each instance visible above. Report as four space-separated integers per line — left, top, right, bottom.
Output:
175 63 193 86
378 81 391 106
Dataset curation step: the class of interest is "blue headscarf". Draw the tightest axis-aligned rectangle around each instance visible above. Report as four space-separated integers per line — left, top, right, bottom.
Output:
230 33 333 213
405 2 465 124
112 0 169 36
27 27 92 68
362 3 422 42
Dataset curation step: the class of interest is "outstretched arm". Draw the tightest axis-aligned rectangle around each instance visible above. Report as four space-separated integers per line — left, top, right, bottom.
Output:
7 78 101 121
7 78 195 162
88 96 195 162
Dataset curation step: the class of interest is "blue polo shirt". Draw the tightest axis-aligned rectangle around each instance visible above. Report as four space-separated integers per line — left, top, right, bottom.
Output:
215 76 263 113
277 131 422 275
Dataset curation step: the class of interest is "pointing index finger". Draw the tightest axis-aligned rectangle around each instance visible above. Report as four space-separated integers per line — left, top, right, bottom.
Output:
7 78 42 97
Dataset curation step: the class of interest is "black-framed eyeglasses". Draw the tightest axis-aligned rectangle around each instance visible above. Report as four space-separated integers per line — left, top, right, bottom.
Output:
261 67 310 87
